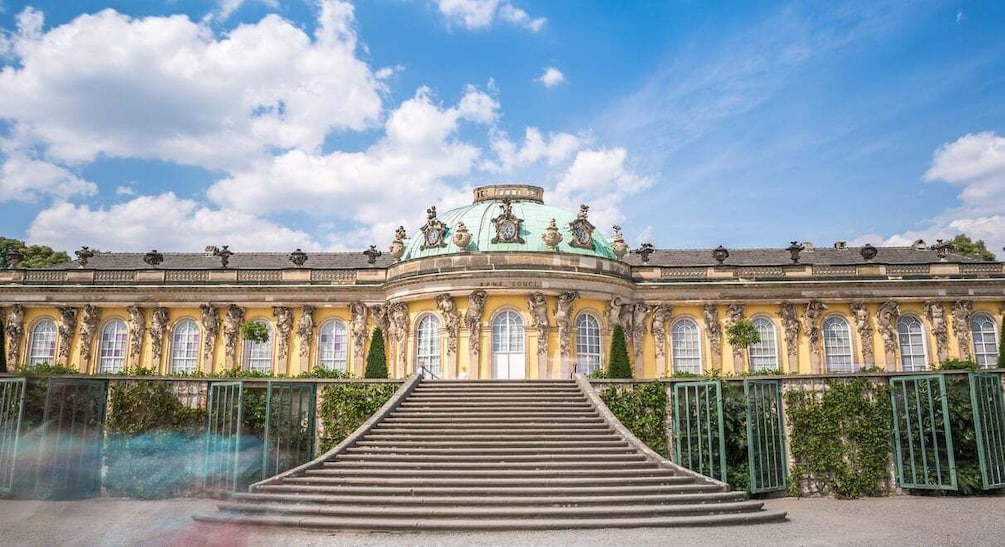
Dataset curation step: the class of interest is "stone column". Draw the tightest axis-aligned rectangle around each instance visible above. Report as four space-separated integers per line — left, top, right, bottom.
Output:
778 303 800 373
296 305 315 373
651 304 673 377
876 301 900 371
78 305 101 373
528 293 549 379
4 305 24 368
272 306 293 375
702 304 722 373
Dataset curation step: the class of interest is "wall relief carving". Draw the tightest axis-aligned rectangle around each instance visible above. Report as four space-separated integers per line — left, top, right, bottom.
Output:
350 302 369 361
150 307 169 366
4 304 24 366
79 305 102 367
778 302 800 361
703 304 722 357
631 303 649 361
223 304 245 363
952 300 974 360
850 303 874 365
527 292 549 355
200 304 219 366
272 306 293 362
876 301 901 357
127 306 145 364
297 305 315 359
57 307 77 364
924 301 948 361
802 301 827 356
435 294 460 357
464 290 487 357
554 291 579 358
650 304 673 359
388 302 409 371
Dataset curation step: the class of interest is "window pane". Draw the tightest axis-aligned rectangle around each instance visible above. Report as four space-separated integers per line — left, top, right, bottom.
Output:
319 320 348 371
243 320 273 374
971 314 999 368
28 319 57 366
897 316 928 372
170 320 201 374
671 319 702 374
749 317 779 371
99 319 128 373
492 311 524 354
823 316 853 373
575 314 602 374
416 315 441 376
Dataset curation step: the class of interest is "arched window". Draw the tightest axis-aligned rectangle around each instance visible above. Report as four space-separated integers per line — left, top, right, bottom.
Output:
897 315 928 372
575 313 602 375
749 317 779 371
27 319 57 366
671 318 702 374
170 320 201 374
98 319 128 373
823 316 853 373
971 313 999 368
242 320 273 374
415 314 441 377
492 310 525 379
318 319 348 371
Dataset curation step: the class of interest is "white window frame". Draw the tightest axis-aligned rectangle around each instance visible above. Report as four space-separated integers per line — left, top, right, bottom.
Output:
749 316 779 371
897 315 928 372
169 319 201 374
415 314 441 377
575 313 602 375
98 319 128 373
318 319 349 371
28 318 57 366
671 318 702 374
971 313 999 368
823 316 854 373
242 319 273 374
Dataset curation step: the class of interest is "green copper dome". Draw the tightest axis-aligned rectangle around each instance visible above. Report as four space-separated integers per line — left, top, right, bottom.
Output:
398 185 617 261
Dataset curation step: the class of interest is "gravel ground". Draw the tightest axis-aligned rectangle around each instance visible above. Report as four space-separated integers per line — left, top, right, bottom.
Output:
0 496 1003 546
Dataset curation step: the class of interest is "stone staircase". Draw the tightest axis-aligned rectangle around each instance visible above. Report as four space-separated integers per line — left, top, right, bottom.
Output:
193 377 786 530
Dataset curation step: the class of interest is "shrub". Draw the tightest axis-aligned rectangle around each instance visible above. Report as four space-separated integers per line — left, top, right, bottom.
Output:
365 327 388 379
607 325 632 379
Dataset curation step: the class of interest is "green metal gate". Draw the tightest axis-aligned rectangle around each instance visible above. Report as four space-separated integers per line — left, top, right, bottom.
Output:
969 373 1005 489
744 379 788 493
35 378 107 499
889 375 956 490
0 378 26 495
204 382 243 492
262 382 316 478
672 381 726 482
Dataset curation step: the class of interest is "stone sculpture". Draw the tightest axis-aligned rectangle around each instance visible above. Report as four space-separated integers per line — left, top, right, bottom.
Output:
650 304 673 359
435 293 460 356
57 307 77 363
297 305 315 359
876 301 900 356
464 290 487 357
200 304 219 365
925 301 948 361
150 307 169 365
223 304 245 363
5 304 24 365
952 300 974 360
78 305 102 366
554 291 579 357
273 306 293 361
350 302 369 361
528 292 549 354
127 305 145 363
703 304 722 357
850 303 874 365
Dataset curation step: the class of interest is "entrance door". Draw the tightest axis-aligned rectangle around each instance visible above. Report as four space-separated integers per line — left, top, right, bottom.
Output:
492 311 526 379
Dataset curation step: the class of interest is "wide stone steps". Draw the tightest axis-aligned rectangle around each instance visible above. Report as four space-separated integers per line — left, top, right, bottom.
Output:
193 377 786 530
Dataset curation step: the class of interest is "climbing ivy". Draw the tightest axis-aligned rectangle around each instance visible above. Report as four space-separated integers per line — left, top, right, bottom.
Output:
785 378 892 498
103 381 206 498
317 382 398 452
600 382 668 457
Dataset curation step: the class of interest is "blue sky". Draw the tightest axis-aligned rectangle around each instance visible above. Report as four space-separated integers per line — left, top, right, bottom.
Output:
1 0 1004 255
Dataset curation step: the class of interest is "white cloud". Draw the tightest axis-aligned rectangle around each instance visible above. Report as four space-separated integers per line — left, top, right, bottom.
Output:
206 86 497 248
203 0 280 25
115 185 137 196
0 2 383 171
27 192 319 252
536 67 565 88
0 153 97 202
863 132 1005 255
488 127 581 171
552 148 653 232
434 0 545 31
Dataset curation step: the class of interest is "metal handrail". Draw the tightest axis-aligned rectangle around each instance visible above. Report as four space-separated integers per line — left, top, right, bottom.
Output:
417 365 440 380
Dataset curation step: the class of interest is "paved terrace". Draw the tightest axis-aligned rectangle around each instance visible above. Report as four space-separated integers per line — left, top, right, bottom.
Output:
0 496 1002 546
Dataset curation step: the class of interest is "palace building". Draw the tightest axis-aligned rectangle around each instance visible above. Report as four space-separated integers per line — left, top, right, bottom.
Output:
1 184 1002 379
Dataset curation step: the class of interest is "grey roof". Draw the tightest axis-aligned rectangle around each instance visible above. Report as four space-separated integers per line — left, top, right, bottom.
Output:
622 246 985 267
44 245 989 270
48 251 395 270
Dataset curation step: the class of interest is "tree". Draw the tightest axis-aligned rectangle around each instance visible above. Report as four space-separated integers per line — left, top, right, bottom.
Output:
0 236 71 269
727 318 761 372
607 324 632 379
948 234 996 262
365 327 388 379
240 321 270 344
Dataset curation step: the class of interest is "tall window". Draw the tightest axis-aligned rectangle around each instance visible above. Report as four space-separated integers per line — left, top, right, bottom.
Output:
28 319 57 366
98 319 128 373
671 318 702 374
242 320 273 374
492 310 525 379
415 315 441 377
897 315 928 372
170 320 201 374
575 313 602 375
749 317 779 371
971 313 999 368
823 316 854 373
318 319 348 371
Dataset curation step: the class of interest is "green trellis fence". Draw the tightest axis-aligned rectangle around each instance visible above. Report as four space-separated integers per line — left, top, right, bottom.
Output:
672 381 726 482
